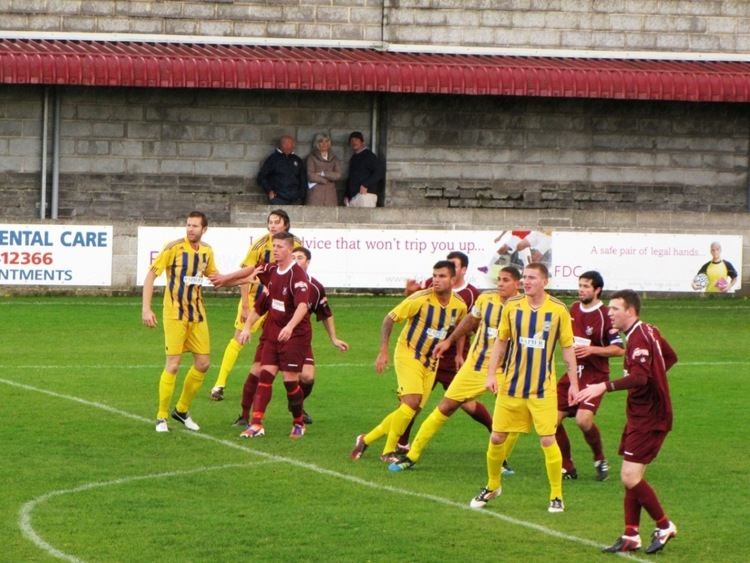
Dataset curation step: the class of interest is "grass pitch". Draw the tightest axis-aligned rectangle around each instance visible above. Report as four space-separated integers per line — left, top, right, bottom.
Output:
1 294 749 562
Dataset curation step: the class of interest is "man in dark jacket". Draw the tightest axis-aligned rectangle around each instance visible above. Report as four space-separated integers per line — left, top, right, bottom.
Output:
345 131 385 206
257 136 306 205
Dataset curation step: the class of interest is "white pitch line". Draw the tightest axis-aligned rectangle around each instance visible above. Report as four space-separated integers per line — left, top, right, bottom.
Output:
1 377 649 562
19 461 277 563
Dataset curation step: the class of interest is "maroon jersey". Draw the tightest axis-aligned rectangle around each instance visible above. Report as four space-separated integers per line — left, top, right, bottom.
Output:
308 276 333 322
571 301 623 380
616 321 677 432
255 262 312 341
422 278 479 373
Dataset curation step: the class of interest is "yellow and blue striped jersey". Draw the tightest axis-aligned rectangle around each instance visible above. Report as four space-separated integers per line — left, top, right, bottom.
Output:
498 294 574 399
150 237 218 322
389 289 467 367
466 291 506 373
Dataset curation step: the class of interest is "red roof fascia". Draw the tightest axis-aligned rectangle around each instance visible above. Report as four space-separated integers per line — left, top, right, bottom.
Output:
1 39 750 102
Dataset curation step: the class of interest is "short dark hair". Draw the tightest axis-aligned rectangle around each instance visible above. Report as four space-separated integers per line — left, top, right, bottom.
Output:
433 260 456 276
500 266 521 280
580 270 604 297
446 251 469 269
525 262 549 279
348 131 365 142
272 231 296 246
293 246 312 261
610 289 641 315
188 211 208 227
268 209 291 229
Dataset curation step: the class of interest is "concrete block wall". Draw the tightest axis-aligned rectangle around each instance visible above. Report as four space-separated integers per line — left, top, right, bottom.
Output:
4 1 750 54
386 95 750 211
1 86 374 222
0 0 385 41
3 85 749 219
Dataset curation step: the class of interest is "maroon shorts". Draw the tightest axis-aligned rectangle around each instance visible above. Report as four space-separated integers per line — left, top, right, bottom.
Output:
434 366 456 389
618 427 668 464
303 343 315 367
557 372 608 415
253 339 265 364
259 336 308 373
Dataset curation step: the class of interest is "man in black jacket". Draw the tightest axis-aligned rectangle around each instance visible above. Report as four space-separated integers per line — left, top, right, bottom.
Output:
345 131 385 206
257 136 306 205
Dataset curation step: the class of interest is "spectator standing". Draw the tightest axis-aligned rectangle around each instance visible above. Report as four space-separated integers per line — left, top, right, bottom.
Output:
345 131 385 207
306 133 342 206
257 135 306 205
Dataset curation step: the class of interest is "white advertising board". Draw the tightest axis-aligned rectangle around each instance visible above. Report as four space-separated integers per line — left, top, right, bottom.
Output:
551 232 743 292
0 224 113 286
137 227 742 292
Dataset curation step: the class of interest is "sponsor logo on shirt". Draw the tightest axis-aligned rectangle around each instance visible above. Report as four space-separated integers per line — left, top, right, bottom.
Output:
183 275 203 285
632 347 650 363
426 327 448 340
272 299 285 312
486 327 498 338
519 333 546 349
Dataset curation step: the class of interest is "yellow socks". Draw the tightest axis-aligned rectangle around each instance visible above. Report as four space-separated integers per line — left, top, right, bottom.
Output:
214 338 244 388
409 408 449 462
175 366 206 413
504 432 520 460
157 370 176 419
364 411 395 445
383 403 416 454
543 441 563 500
486 440 507 491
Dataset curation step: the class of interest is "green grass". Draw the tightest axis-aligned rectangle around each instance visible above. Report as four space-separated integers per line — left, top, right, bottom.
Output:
1 295 749 562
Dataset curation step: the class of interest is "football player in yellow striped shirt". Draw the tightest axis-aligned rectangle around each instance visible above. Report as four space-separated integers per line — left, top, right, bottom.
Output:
388 265 521 472
470 262 578 513
142 211 218 433
351 260 467 462
209 209 300 401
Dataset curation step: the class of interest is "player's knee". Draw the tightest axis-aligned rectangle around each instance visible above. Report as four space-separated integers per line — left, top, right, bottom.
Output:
575 412 593 431
490 431 507 445
401 395 421 410
439 399 460 416
194 358 210 372
164 356 181 373
539 435 556 448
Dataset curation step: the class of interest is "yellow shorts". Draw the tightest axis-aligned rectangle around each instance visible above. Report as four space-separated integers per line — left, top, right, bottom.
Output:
444 364 487 403
163 317 210 356
492 394 558 436
233 299 267 333
394 345 436 409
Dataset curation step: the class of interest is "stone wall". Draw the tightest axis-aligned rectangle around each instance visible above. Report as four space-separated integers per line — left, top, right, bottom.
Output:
3 1 750 54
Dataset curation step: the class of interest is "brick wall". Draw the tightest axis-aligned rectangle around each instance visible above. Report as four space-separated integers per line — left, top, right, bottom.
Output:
4 1 750 54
